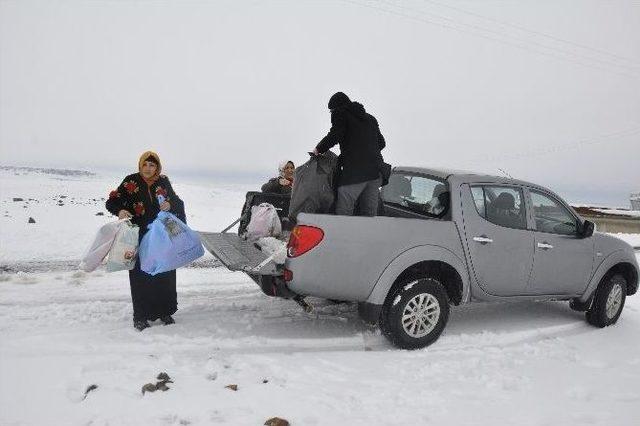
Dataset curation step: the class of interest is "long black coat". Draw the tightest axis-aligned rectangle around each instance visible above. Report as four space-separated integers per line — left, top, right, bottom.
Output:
105 173 186 321
315 102 386 186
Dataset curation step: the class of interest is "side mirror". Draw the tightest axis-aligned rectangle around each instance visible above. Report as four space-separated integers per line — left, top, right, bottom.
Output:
578 220 595 238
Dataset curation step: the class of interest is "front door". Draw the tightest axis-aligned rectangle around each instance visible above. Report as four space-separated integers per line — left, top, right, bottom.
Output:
461 184 534 296
526 189 594 295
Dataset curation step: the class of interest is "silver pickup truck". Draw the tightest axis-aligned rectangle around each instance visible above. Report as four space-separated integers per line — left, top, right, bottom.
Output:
200 167 638 349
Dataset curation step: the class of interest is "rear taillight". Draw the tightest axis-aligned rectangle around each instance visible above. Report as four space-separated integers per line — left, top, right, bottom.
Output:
287 225 324 258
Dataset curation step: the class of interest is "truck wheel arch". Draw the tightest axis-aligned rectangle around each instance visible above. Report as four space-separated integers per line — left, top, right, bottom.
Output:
579 250 639 303
365 245 470 306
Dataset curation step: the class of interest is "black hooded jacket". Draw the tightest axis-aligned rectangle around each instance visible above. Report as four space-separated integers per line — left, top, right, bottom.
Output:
315 101 386 186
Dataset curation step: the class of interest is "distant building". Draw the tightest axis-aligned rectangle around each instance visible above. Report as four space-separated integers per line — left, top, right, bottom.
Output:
572 204 640 233
632 193 640 211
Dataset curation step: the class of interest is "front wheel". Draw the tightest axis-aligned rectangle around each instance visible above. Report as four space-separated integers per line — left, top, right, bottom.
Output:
586 274 627 328
380 277 449 349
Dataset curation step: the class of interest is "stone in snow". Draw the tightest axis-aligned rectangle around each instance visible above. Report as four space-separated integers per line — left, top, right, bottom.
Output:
264 417 290 426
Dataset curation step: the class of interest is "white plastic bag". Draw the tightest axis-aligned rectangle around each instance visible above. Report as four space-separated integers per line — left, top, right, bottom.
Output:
79 219 127 272
255 237 287 264
246 203 281 240
105 221 139 272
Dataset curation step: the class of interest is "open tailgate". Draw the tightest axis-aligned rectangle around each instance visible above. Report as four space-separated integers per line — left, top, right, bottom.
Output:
199 232 281 276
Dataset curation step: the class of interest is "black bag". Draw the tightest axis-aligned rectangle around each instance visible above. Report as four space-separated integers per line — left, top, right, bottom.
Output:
289 151 339 220
380 162 392 186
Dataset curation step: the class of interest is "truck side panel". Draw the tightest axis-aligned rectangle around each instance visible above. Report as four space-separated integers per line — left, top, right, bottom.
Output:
365 243 470 306
286 213 464 301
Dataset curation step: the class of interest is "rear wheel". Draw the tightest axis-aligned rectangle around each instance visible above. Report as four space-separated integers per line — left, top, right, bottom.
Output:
586 274 627 328
380 277 449 349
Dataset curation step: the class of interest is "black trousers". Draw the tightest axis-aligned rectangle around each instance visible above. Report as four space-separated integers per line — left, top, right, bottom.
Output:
128 262 177 321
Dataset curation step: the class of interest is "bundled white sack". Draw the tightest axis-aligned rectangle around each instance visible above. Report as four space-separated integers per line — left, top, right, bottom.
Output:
79 219 127 272
105 221 139 272
246 203 281 240
255 237 287 264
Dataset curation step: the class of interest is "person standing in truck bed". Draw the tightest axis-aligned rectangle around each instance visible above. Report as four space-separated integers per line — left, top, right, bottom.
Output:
313 92 387 216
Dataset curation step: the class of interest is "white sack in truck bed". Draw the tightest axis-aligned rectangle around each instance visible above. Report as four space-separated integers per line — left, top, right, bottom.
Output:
255 237 287 264
289 151 339 220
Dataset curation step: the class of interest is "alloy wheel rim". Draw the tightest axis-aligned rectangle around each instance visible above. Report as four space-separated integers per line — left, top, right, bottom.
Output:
401 293 440 338
605 283 623 319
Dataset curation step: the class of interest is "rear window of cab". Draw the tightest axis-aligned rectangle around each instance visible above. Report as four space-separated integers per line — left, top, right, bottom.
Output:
381 172 449 218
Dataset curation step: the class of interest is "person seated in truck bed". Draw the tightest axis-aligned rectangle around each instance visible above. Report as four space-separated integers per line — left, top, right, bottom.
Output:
261 160 295 195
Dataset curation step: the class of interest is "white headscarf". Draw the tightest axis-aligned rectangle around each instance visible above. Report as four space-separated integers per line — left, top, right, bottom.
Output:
278 160 294 178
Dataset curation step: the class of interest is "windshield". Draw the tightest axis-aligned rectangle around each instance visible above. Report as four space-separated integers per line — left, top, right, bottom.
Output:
381 172 449 217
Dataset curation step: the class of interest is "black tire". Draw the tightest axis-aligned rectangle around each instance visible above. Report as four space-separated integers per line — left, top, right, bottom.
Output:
586 274 627 328
569 298 591 312
379 277 449 349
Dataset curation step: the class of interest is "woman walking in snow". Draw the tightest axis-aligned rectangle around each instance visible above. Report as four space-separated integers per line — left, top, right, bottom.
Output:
106 151 186 331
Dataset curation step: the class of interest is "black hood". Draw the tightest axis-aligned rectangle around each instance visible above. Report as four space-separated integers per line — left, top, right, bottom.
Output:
328 92 351 109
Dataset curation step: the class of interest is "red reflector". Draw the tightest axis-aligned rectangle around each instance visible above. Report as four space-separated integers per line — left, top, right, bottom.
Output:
287 225 324 258
283 268 293 282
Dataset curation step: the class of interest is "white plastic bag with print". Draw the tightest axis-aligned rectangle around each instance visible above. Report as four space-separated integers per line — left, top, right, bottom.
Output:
105 221 139 272
79 219 127 272
245 203 281 240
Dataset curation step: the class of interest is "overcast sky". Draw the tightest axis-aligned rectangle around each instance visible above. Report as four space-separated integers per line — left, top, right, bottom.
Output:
1 0 639 205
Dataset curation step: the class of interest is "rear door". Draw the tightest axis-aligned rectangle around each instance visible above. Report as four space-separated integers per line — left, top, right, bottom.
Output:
461 184 534 296
526 189 594 295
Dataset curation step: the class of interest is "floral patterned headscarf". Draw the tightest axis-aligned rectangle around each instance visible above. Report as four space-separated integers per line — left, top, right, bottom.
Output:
138 151 162 175
138 151 162 186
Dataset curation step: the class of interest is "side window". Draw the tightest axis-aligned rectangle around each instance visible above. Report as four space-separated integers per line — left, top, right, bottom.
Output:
530 190 577 235
472 185 527 230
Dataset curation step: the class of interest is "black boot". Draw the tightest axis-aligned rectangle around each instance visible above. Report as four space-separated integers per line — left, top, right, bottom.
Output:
133 319 150 331
160 315 175 325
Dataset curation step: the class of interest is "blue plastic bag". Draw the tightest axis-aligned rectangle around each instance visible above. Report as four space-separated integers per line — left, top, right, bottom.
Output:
139 207 204 276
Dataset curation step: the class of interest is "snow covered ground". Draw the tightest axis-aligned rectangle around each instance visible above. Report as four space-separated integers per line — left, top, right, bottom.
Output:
0 167 254 263
1 168 639 425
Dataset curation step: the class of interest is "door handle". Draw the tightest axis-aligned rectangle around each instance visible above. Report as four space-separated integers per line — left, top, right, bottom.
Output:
537 242 553 250
473 236 493 244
